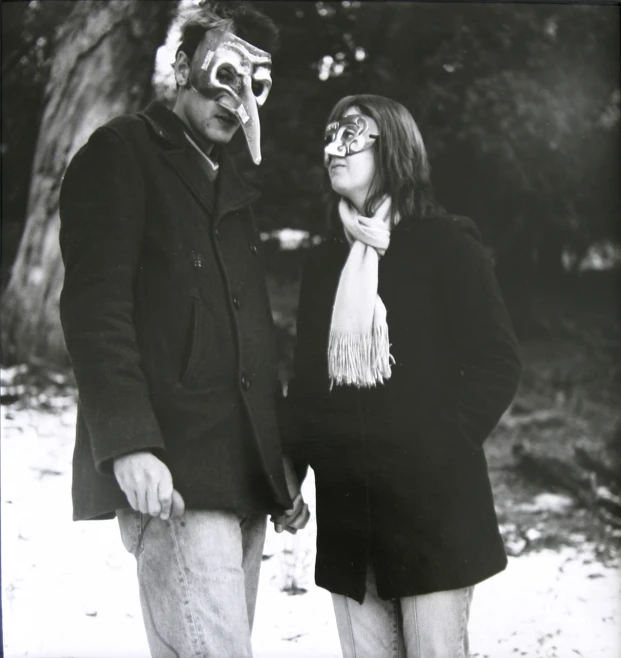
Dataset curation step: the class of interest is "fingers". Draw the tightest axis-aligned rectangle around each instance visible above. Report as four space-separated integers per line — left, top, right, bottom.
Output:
287 503 311 530
286 494 303 517
170 489 186 518
270 514 286 533
146 481 162 517
136 487 150 515
158 477 174 520
283 494 310 530
113 453 180 519
270 497 311 534
125 489 139 513
133 471 163 516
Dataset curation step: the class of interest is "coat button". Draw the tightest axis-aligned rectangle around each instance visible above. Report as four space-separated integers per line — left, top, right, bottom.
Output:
232 295 241 310
241 374 250 391
215 229 222 242
249 242 258 255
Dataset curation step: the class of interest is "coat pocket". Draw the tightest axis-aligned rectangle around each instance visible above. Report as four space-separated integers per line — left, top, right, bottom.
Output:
179 289 214 388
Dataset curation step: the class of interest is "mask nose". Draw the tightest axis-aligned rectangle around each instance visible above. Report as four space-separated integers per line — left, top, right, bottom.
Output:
324 140 346 165
215 93 238 113
237 77 262 164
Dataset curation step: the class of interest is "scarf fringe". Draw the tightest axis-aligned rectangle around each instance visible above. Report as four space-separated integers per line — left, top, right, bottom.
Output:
328 325 394 389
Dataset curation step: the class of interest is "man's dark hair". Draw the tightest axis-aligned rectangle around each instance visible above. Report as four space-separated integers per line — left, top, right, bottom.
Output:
176 1 280 61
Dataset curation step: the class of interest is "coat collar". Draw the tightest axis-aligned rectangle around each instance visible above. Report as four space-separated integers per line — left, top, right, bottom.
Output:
138 100 260 221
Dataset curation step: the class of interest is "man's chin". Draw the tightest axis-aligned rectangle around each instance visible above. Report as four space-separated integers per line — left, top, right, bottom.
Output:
205 125 238 145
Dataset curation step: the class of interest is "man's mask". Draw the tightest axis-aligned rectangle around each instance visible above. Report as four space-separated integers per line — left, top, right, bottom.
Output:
189 29 272 165
324 114 379 167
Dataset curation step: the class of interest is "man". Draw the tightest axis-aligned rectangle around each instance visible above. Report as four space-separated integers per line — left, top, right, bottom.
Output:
58 3 308 656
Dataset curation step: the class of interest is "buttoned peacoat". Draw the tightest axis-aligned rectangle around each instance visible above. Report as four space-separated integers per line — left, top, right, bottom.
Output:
284 213 522 602
59 101 292 521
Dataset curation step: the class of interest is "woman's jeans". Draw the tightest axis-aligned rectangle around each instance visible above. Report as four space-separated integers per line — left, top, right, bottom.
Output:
332 566 474 658
117 507 266 658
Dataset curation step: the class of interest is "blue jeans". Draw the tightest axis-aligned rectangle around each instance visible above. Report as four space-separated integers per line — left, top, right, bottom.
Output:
332 566 474 658
117 507 266 658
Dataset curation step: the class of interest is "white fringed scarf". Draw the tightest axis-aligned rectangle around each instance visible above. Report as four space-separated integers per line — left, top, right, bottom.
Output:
328 196 396 388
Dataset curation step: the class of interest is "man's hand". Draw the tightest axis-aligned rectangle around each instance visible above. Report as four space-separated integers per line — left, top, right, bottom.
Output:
271 493 311 535
113 452 185 520
270 455 310 534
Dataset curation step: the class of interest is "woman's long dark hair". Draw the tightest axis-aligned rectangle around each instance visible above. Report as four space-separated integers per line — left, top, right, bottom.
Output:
324 94 441 228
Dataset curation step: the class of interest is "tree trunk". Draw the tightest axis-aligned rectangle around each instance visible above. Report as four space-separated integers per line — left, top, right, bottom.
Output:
1 0 176 368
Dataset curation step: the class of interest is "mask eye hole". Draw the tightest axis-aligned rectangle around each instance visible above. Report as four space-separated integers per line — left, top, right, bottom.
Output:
216 65 240 89
251 80 265 97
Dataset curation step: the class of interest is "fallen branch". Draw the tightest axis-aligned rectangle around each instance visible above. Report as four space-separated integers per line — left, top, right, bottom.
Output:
513 441 621 529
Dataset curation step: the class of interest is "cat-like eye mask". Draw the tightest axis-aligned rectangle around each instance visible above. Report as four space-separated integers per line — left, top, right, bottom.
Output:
324 114 378 166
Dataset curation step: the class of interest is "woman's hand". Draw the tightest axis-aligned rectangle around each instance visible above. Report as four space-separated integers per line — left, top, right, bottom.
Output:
271 456 311 533
271 493 311 534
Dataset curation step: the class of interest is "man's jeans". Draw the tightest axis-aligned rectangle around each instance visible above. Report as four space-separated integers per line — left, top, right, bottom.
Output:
117 507 266 658
332 566 474 658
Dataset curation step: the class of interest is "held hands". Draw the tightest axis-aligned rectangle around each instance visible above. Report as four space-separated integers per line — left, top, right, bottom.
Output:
271 492 311 535
113 451 185 521
270 456 311 534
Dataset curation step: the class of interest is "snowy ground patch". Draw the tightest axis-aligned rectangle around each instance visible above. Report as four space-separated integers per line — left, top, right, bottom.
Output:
2 403 620 657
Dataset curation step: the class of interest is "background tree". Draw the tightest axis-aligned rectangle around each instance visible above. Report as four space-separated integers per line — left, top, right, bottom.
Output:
1 0 74 289
1 0 176 367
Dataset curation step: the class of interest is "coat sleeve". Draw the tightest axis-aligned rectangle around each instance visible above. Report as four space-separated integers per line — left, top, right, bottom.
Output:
439 218 522 445
59 125 165 474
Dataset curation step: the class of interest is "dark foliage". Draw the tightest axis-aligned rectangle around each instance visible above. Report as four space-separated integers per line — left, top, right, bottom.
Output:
2 1 619 292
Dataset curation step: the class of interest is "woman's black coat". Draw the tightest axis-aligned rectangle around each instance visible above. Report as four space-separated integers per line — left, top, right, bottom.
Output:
284 214 522 603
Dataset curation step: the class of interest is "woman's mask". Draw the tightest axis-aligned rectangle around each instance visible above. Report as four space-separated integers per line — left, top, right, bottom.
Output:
324 114 378 167
189 29 272 165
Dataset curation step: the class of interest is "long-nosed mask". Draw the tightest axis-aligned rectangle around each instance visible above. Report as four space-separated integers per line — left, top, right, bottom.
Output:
189 29 272 165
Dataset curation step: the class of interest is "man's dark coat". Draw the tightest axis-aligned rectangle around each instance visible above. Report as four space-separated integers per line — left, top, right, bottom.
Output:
284 214 522 602
59 101 291 521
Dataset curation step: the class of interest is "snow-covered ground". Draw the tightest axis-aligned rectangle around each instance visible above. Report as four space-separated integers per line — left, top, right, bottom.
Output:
2 403 620 658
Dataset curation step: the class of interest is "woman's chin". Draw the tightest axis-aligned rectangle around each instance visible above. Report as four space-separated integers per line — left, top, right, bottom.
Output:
330 183 348 198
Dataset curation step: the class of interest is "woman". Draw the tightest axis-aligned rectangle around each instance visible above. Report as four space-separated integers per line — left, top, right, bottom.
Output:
281 95 522 657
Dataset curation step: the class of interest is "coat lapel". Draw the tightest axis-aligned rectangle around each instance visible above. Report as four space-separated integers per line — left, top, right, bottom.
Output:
162 149 216 214
213 149 260 225
138 101 259 220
